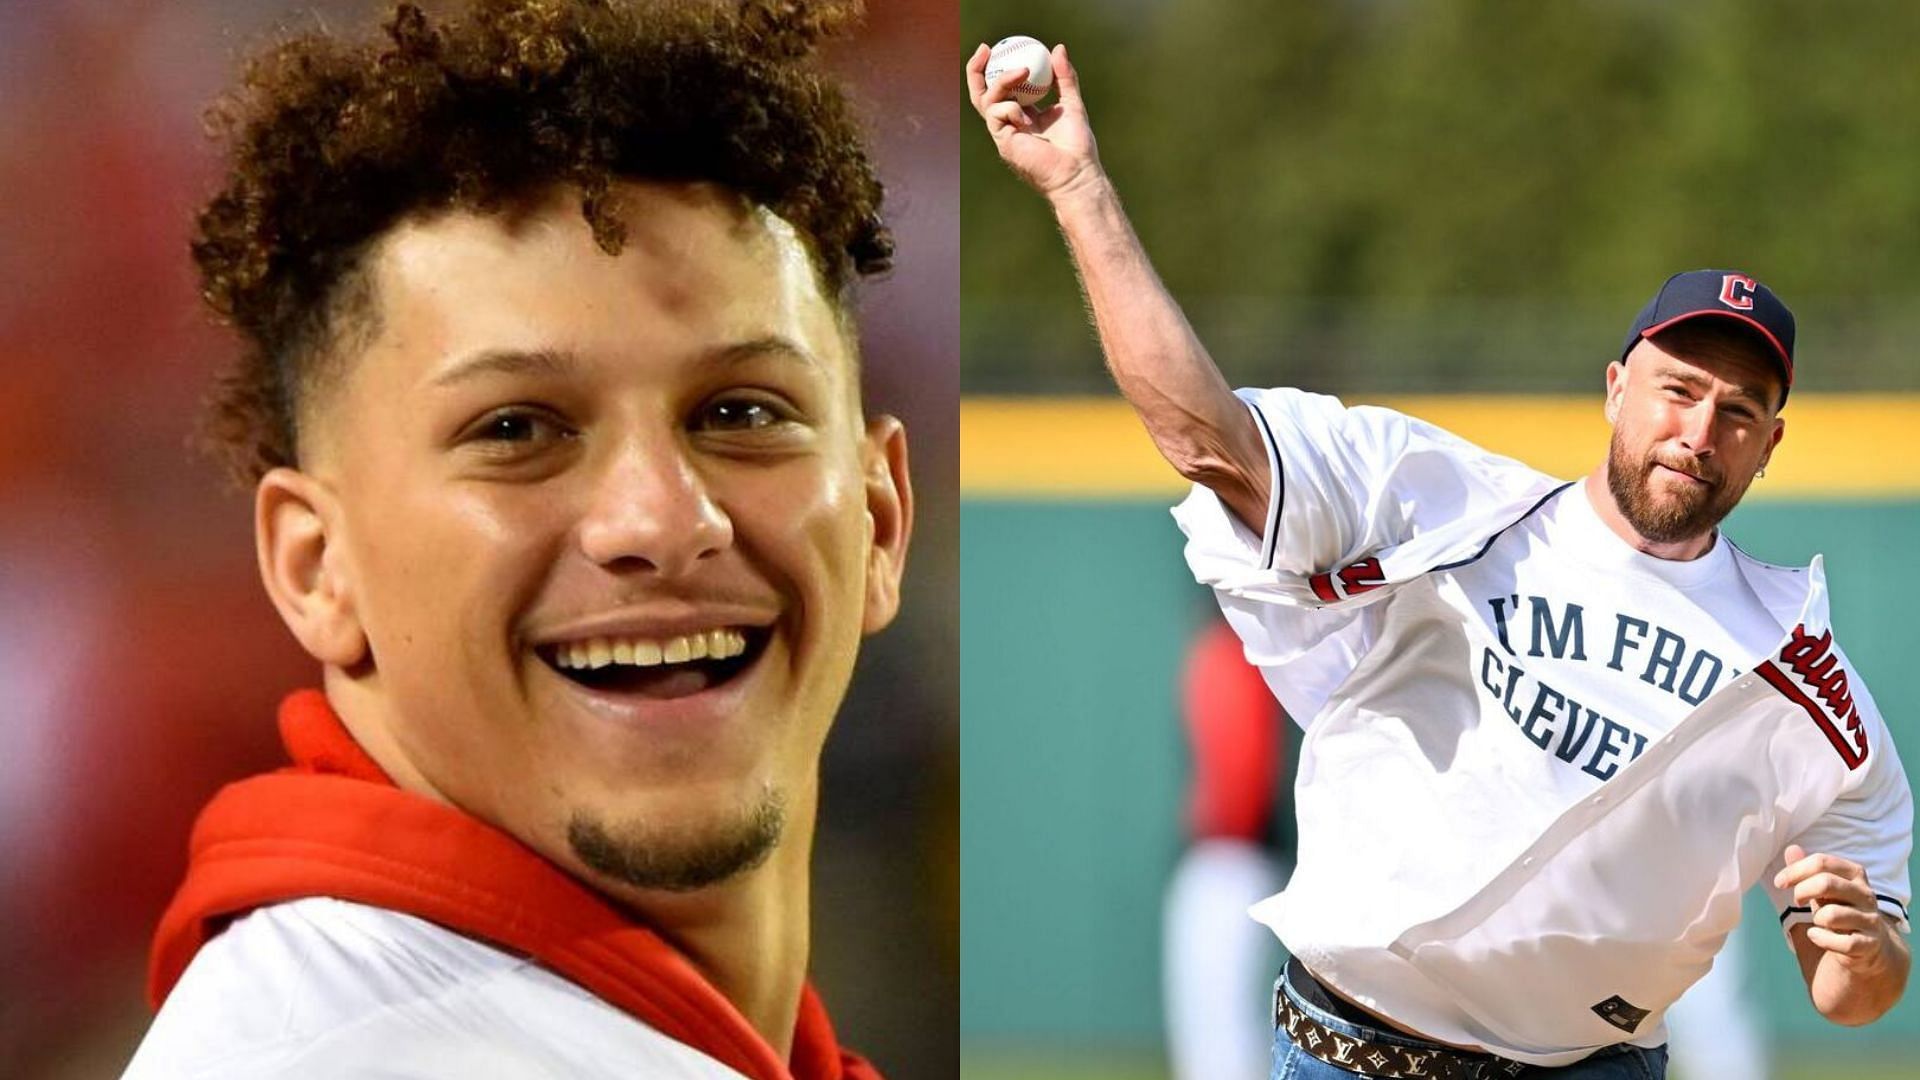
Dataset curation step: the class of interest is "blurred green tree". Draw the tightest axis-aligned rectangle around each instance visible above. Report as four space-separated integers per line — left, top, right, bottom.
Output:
962 0 1920 393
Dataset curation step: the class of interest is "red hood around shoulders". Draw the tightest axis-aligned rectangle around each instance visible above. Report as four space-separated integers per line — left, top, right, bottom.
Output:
148 689 881 1080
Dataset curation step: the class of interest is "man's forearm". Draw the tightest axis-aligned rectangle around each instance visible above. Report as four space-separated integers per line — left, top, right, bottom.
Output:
1800 923 1911 1025
1049 177 1270 530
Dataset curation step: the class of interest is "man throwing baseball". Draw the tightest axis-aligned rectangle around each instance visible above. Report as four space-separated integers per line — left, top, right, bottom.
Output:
970 41 1911 1079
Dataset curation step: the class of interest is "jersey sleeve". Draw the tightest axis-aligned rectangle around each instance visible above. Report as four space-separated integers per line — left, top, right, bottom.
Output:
1169 388 1553 724
1761 666 1914 947
1173 386 1544 579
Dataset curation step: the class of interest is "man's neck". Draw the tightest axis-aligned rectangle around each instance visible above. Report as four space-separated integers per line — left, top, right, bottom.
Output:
611 815 817 1060
321 674 817 1061
1582 470 1717 561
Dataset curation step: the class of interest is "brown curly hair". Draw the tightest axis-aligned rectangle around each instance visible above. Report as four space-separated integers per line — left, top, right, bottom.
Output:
193 0 893 488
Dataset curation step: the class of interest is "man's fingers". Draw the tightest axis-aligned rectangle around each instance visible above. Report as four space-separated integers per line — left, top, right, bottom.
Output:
1774 847 1866 890
968 52 1034 129
1793 870 1875 910
965 43 990 102
1813 902 1880 935
1774 845 1816 889
984 100 1032 134
977 65 1032 112
1052 43 1084 113
1806 925 1877 958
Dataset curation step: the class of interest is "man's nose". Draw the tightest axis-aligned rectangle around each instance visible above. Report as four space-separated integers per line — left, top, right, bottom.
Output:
1677 401 1720 455
576 433 733 577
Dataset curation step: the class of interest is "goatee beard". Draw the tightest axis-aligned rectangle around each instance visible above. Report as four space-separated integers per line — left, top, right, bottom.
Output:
567 788 786 894
1604 430 1749 545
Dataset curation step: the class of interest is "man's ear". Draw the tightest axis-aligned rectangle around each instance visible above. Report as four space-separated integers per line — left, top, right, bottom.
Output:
1760 416 1786 474
860 415 913 636
1604 359 1628 426
255 467 369 668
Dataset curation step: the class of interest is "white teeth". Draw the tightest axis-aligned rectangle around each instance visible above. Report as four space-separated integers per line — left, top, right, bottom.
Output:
549 629 750 670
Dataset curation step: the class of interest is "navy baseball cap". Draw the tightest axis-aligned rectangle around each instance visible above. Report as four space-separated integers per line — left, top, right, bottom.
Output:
1621 269 1796 401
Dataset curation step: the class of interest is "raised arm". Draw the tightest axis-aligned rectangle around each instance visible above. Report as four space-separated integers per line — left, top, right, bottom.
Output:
967 42 1271 531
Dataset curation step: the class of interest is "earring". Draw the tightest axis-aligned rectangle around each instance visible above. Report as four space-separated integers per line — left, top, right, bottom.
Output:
1756 466 1767 479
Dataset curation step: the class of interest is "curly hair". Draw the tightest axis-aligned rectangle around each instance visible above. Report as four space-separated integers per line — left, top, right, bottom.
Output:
192 0 893 488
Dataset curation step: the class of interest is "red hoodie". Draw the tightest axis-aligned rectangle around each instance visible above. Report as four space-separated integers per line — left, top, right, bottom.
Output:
148 689 881 1080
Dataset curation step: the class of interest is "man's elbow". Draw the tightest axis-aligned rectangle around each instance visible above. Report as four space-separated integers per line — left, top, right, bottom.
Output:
1150 399 1262 486
1815 993 1897 1027
1812 968 1908 1027
1170 453 1269 535
1170 450 1253 504
1169 447 1245 490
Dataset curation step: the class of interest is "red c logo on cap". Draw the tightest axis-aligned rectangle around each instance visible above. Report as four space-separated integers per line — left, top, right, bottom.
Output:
1720 274 1757 310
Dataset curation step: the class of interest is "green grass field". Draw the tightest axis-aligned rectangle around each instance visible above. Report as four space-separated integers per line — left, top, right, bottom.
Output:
960 1051 1920 1080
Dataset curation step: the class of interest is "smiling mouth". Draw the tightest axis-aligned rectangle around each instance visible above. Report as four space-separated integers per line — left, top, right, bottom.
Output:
1655 462 1709 485
535 627 769 700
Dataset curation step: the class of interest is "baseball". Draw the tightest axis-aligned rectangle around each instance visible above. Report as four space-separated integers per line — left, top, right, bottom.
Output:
986 35 1054 108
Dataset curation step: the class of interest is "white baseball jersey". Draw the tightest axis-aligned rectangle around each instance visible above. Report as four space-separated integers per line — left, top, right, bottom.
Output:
1172 386 1914 1067
121 897 749 1079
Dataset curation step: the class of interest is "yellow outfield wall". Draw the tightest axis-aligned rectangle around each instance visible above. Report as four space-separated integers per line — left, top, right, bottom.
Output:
961 395 1920 500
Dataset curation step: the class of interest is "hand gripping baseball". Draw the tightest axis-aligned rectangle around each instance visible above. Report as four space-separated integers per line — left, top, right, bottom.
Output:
1775 843 1912 1022
966 41 1103 202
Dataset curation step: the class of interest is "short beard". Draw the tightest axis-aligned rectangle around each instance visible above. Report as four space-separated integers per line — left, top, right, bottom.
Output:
1605 429 1750 545
566 788 786 894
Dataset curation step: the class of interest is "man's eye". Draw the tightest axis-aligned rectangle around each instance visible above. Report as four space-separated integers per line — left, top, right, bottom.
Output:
469 409 569 445
700 398 789 431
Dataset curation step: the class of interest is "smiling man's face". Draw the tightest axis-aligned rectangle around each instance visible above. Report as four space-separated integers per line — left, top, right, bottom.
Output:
1604 324 1784 546
258 180 910 897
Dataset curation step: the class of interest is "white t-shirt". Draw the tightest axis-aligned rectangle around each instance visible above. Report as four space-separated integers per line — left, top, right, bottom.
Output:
1172 386 1913 1066
121 897 748 1079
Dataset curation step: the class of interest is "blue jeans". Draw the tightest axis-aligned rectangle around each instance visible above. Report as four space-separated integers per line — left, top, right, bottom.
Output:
1271 970 1667 1079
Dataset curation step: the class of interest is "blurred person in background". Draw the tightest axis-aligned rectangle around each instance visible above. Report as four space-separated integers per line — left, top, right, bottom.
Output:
1163 617 1291 1080
103 1 923 1077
